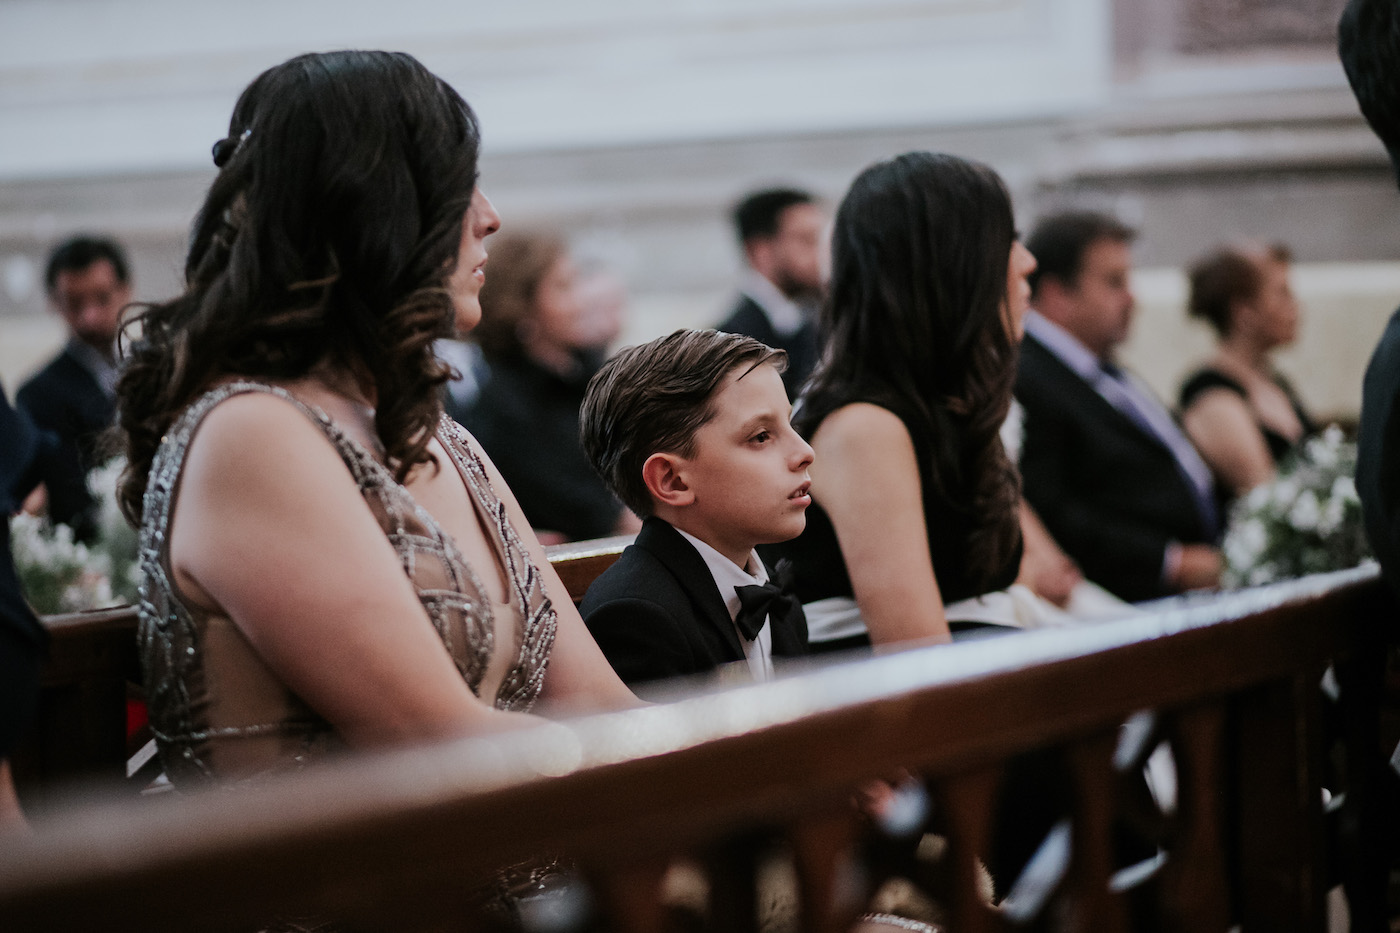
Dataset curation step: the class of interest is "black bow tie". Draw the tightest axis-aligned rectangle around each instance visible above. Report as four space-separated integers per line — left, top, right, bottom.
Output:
734 582 802 642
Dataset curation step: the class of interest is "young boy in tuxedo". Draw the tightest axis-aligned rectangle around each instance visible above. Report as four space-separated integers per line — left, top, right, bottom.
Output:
578 328 813 691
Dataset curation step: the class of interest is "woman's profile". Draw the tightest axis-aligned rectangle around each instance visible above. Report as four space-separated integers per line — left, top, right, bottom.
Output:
463 231 640 543
769 151 1040 648
1179 241 1316 499
116 50 636 790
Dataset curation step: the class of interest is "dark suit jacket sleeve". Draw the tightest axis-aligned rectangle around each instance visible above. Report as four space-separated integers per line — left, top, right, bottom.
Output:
1359 309 1400 607
1017 360 1173 602
16 365 100 538
0 389 49 755
583 597 699 686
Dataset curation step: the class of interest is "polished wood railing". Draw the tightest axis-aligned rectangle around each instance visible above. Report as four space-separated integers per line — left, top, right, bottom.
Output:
11 535 634 801
0 566 1388 932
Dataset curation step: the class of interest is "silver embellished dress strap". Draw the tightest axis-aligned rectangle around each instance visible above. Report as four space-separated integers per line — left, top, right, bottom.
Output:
137 381 337 783
437 415 556 711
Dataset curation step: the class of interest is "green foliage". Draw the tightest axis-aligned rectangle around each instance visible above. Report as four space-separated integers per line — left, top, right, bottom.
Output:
1221 425 1373 588
9 459 140 615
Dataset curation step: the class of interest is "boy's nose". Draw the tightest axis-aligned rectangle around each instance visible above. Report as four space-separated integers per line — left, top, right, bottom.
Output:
792 436 815 470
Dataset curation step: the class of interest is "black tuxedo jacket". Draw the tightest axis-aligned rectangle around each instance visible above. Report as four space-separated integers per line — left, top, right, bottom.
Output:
716 294 819 400
0 387 52 756
1358 307 1400 613
1016 334 1215 603
580 517 808 688
16 346 116 538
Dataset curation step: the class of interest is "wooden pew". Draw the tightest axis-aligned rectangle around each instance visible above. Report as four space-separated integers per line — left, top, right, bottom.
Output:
0 566 1389 932
11 535 634 801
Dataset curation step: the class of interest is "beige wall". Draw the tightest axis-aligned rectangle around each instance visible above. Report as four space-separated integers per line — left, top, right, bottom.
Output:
1122 262 1400 422
2 0 1391 423
0 315 64 394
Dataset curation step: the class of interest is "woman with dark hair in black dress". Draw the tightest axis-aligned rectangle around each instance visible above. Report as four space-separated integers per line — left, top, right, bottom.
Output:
772 151 1038 649
1179 241 1316 501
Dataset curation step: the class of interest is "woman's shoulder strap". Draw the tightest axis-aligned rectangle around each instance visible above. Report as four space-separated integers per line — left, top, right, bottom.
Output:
143 381 339 524
1178 367 1246 409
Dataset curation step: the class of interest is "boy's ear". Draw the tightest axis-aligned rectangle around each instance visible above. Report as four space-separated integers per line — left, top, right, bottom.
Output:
642 452 694 509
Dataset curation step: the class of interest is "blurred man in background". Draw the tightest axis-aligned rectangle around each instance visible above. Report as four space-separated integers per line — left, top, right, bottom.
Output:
715 187 826 398
17 235 130 541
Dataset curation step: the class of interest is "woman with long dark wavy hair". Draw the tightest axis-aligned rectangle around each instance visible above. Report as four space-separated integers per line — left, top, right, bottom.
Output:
769 151 1038 648
116 50 636 789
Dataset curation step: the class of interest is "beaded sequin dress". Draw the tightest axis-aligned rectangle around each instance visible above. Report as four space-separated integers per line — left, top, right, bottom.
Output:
136 381 557 787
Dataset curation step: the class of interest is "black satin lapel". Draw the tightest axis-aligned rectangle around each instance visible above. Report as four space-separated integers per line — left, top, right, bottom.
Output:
635 518 745 659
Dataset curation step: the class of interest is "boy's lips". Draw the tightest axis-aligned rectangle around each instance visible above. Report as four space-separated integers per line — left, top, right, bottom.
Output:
789 480 812 502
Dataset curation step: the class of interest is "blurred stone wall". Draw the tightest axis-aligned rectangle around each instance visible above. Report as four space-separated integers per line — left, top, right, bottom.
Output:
0 0 1392 419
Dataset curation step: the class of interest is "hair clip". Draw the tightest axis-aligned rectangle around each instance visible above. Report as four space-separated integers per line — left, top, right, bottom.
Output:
211 128 253 168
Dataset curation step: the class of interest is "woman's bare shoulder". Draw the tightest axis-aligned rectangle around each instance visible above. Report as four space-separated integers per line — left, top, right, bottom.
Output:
811 402 912 454
181 389 339 474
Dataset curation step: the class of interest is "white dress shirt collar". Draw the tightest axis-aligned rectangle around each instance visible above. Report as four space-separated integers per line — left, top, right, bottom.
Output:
674 527 775 682
740 269 808 338
1023 310 1102 381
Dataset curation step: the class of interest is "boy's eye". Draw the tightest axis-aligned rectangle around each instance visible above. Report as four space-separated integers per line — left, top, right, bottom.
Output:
750 430 771 444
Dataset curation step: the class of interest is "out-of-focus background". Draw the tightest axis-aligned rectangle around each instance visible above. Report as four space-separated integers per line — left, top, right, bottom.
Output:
1 0 1394 421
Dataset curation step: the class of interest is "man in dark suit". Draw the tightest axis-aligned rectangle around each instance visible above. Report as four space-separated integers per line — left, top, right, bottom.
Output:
1016 212 1222 602
17 235 130 541
715 188 826 399
1338 14 1400 925
1343 0 1400 608
0 386 61 829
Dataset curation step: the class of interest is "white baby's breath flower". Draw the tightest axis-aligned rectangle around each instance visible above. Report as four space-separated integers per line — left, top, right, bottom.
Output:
1289 491 1321 532
1318 495 1345 536
1225 518 1267 566
1242 484 1272 511
1306 427 1343 470
1270 476 1301 509
10 458 136 614
1247 565 1277 586
1220 428 1369 589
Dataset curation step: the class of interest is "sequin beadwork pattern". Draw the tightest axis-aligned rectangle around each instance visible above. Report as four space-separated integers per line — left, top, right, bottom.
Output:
137 382 557 786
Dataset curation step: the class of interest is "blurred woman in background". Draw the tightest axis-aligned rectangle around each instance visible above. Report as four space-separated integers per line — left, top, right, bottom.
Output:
465 232 640 543
1179 242 1316 500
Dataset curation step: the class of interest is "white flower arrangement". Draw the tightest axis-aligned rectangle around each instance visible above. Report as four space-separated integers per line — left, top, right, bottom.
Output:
1221 425 1373 589
9 458 140 615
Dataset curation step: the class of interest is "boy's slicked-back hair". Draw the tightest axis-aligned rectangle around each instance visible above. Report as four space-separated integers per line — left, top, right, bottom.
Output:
581 328 786 517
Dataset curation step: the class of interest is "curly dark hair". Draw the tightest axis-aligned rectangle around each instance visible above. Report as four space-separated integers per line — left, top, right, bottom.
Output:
798 151 1022 593
116 50 480 523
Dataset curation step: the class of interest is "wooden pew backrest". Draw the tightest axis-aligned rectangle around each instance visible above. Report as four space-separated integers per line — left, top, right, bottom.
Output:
16 534 633 799
0 566 1387 933
544 533 631 605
